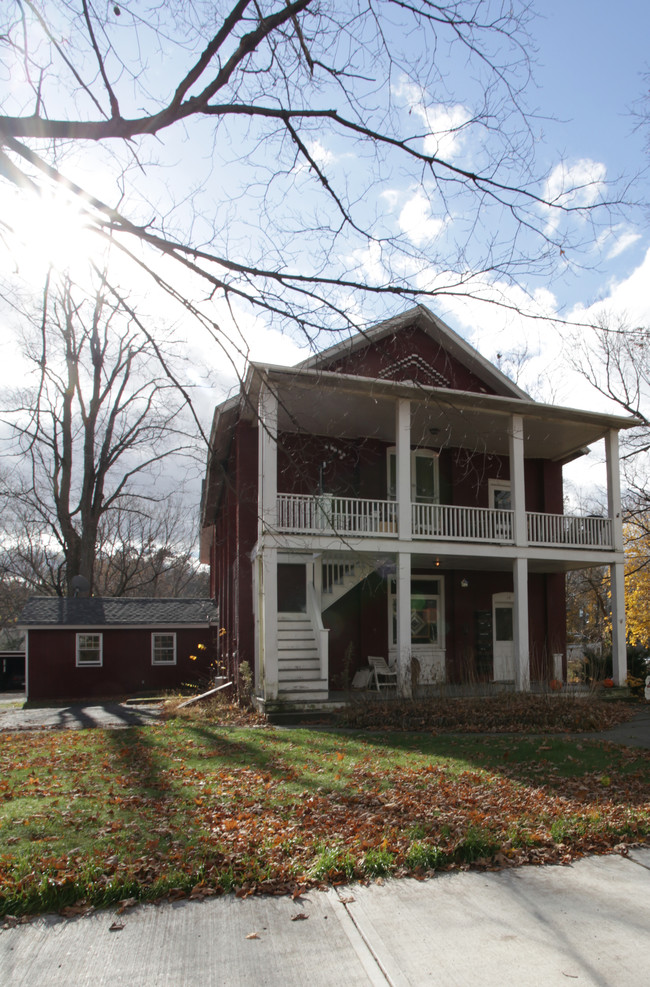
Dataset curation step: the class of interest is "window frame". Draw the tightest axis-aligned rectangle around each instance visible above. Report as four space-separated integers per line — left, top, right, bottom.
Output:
387 447 440 504
388 575 445 649
488 479 511 510
76 632 103 667
151 632 177 666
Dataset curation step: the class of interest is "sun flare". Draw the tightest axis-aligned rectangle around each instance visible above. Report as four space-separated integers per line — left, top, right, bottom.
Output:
2 184 104 282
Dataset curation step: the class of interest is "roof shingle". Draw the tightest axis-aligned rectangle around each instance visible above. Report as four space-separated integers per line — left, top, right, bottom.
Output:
18 597 219 627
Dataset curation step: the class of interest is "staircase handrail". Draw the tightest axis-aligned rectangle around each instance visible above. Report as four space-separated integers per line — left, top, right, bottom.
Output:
307 581 329 684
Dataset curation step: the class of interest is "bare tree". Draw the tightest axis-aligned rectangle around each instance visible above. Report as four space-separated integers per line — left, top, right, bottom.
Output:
93 497 209 598
1 268 197 595
0 1 626 342
567 317 650 520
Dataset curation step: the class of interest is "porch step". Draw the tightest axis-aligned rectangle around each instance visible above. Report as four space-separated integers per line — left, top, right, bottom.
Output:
276 681 329 701
277 613 327 700
278 657 320 673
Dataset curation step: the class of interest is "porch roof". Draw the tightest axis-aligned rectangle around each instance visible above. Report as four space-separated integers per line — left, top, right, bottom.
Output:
242 362 639 461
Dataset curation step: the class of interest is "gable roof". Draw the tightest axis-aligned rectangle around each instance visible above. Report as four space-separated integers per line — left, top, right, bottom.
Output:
18 597 219 628
297 305 531 400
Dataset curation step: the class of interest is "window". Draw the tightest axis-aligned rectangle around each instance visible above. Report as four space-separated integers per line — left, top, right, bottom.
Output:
387 448 439 504
488 479 511 510
389 577 444 648
152 632 177 665
76 633 102 667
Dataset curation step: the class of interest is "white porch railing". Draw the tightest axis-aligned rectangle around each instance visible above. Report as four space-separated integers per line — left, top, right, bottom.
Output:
275 494 613 549
277 493 397 536
412 503 513 542
527 511 612 548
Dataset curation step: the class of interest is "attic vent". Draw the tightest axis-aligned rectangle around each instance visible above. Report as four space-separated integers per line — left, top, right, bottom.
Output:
378 355 450 387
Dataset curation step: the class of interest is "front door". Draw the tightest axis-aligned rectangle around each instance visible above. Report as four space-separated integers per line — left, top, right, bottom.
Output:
492 592 514 680
277 563 307 613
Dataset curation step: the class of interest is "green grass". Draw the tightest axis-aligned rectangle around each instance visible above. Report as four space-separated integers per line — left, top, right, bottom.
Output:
1 720 649 916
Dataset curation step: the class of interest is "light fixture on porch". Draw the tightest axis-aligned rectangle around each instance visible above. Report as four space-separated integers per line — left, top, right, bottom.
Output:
460 578 469 588
428 427 442 456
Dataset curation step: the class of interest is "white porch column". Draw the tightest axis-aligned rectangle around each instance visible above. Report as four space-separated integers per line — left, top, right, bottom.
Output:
396 398 411 540
513 556 530 692
605 429 624 552
605 430 627 685
260 548 278 700
396 552 412 698
258 381 278 539
509 414 527 546
611 562 627 685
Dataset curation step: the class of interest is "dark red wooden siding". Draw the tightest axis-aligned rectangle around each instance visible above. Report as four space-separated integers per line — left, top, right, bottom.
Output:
317 325 499 394
27 627 216 701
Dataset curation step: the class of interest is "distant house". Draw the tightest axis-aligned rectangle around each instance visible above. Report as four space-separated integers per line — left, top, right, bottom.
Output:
200 305 636 714
19 597 219 701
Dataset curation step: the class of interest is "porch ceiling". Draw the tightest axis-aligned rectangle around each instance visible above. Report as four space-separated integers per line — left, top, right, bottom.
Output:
320 550 606 576
259 367 637 463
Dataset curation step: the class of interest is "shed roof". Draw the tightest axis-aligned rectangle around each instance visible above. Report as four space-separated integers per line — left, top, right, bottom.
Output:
18 597 219 628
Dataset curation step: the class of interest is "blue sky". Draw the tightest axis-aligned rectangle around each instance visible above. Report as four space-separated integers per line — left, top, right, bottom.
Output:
1 1 649 435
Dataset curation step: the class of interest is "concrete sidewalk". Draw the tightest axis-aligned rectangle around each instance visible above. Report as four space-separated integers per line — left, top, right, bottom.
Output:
2 849 650 986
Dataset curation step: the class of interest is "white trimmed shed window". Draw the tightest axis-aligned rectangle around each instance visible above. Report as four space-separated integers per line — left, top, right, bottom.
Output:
152 633 177 666
76 633 103 667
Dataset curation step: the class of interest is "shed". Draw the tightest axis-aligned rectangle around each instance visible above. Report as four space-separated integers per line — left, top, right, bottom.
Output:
18 597 219 701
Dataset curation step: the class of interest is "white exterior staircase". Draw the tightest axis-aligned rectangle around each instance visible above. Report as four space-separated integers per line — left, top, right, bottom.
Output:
277 613 328 701
321 557 376 610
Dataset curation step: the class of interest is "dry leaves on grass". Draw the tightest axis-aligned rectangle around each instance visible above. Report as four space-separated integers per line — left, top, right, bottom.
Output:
336 694 640 734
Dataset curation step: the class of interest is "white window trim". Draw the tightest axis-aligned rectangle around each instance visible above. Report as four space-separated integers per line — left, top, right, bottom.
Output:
488 479 511 509
388 574 445 650
76 632 103 667
387 447 440 503
152 632 177 666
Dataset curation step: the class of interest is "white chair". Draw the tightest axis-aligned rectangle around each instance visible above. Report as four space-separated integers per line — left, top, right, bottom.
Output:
368 655 397 691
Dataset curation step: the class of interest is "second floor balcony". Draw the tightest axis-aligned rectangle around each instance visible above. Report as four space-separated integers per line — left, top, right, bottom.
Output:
276 493 614 549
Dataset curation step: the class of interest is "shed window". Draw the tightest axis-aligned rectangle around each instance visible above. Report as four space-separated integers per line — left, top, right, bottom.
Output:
152 633 176 665
76 633 103 667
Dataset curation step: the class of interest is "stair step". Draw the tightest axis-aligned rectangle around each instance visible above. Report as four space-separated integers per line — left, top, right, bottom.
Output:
278 660 320 672
278 685 329 701
279 669 322 681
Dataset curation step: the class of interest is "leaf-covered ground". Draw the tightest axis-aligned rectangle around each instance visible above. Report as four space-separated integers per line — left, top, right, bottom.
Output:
1 706 649 918
334 693 640 733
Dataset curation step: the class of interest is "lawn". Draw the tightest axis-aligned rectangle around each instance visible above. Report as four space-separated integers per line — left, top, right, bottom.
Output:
1 698 649 917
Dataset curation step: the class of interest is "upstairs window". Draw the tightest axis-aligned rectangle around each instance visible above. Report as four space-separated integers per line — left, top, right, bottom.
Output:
76 633 102 667
387 448 439 504
152 632 177 665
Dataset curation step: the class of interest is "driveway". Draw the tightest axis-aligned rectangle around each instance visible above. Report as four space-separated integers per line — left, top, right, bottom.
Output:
0 697 161 731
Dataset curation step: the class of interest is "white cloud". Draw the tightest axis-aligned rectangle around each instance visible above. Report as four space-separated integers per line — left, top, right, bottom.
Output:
606 230 642 260
379 188 401 211
543 158 607 234
398 192 447 246
306 139 336 168
393 79 471 160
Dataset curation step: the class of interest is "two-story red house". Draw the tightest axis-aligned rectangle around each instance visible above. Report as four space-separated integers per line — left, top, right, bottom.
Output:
201 306 635 713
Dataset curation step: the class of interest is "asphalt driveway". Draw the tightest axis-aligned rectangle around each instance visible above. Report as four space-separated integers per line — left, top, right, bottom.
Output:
0 696 161 731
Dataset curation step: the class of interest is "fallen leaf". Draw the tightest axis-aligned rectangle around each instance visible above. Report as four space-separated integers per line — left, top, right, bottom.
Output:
109 921 125 932
291 912 309 921
245 932 260 940
116 897 137 914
